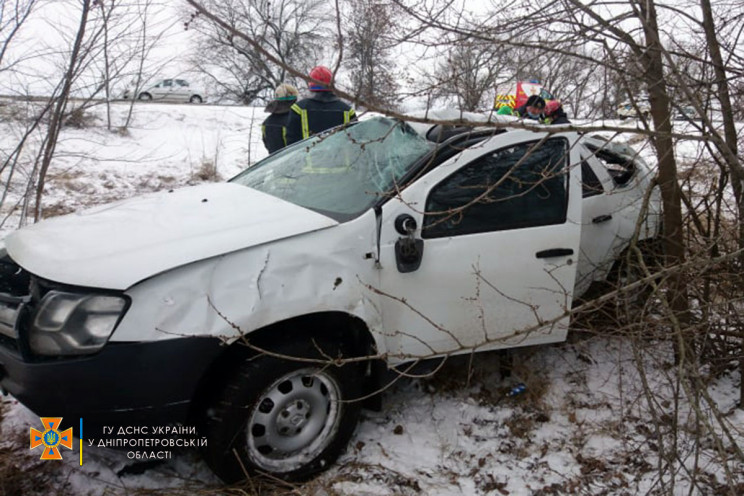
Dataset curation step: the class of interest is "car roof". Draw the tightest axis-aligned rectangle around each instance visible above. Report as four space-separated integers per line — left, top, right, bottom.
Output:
402 108 522 142
399 109 588 147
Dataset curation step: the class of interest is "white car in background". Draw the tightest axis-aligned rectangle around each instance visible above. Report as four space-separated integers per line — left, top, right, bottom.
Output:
616 100 651 119
0 114 661 483
122 78 206 103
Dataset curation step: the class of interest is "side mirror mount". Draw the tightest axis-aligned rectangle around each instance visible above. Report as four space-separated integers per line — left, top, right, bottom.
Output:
395 214 417 235
394 214 424 273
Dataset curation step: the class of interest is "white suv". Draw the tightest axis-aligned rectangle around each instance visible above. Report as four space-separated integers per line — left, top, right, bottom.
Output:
122 78 206 103
0 114 661 482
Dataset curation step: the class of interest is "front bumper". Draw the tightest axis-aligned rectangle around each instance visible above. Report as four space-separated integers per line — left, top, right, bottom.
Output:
0 337 224 430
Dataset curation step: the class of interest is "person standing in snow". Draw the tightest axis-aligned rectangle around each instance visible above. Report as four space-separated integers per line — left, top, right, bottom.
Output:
261 83 299 154
514 95 570 124
285 66 356 145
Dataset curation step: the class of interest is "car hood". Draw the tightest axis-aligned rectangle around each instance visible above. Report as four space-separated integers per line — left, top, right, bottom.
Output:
5 183 338 290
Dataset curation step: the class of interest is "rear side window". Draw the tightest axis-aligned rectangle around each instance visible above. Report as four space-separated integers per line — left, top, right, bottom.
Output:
424 138 569 238
584 143 637 187
581 161 603 197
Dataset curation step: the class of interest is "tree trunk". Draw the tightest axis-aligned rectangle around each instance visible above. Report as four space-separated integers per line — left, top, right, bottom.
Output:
699 0 744 408
637 0 690 348
33 0 91 221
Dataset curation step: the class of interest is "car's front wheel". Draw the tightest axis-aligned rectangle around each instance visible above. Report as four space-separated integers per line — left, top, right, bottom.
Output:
138 92 152 101
201 337 362 483
189 95 203 104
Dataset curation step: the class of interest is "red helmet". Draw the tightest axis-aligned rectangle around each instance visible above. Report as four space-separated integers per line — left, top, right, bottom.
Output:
308 65 333 91
544 99 562 115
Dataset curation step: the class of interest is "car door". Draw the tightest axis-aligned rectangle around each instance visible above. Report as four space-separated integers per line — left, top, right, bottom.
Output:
174 79 190 100
574 148 623 296
154 79 174 100
377 131 582 360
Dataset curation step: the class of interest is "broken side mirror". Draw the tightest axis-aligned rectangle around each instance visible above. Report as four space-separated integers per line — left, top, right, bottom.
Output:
394 214 424 273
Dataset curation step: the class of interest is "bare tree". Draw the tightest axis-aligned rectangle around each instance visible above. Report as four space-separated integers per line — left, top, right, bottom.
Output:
1 0 173 221
0 0 38 73
188 0 329 104
120 0 176 129
0 0 41 224
429 39 503 111
32 0 93 221
344 0 400 109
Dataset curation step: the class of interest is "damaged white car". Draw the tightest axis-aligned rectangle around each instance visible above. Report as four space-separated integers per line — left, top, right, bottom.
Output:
0 115 661 482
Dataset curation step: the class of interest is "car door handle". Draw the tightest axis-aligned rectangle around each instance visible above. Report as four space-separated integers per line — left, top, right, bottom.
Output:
592 214 613 224
536 248 574 259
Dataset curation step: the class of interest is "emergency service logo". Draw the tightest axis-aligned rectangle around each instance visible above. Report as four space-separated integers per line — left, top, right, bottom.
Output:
30 417 73 460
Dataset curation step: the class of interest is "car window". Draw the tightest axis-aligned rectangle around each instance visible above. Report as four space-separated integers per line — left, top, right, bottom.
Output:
231 117 436 221
423 138 569 238
581 160 603 197
584 143 636 187
176 80 188 86
163 80 173 87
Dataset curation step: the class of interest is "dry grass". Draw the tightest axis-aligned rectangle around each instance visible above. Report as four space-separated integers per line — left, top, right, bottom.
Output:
63 108 98 129
192 159 221 182
40 202 76 218
117 476 315 496
0 99 41 124
0 402 70 496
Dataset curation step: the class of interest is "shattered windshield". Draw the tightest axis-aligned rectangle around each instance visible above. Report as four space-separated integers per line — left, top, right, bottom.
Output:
231 117 436 220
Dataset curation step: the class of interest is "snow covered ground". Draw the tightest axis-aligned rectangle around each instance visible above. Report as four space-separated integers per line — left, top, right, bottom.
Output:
0 101 742 495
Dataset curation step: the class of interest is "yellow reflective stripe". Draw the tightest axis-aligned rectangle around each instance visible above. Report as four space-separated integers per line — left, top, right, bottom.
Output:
282 126 287 146
494 94 516 109
291 103 310 139
344 108 355 124
261 124 266 138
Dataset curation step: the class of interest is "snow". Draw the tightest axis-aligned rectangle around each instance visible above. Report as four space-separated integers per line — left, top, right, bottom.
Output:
1 101 743 495
0 100 266 235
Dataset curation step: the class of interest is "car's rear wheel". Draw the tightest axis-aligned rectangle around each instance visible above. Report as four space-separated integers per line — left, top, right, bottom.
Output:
201 337 362 483
138 92 152 101
189 95 203 104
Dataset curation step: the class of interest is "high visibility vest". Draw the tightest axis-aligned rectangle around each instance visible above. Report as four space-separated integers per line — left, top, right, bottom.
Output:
291 104 356 140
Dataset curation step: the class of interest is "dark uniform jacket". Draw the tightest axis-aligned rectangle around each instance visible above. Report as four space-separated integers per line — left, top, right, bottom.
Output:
544 105 570 125
286 92 356 145
261 100 295 154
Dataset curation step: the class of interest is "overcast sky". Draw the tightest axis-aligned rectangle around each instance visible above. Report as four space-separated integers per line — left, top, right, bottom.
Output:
0 0 195 96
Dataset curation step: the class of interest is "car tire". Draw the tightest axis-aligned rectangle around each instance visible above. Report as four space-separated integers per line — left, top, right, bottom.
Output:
138 92 152 101
189 95 203 104
201 337 362 483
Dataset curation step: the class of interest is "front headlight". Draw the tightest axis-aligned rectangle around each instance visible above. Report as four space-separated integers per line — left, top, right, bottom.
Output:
29 290 129 356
